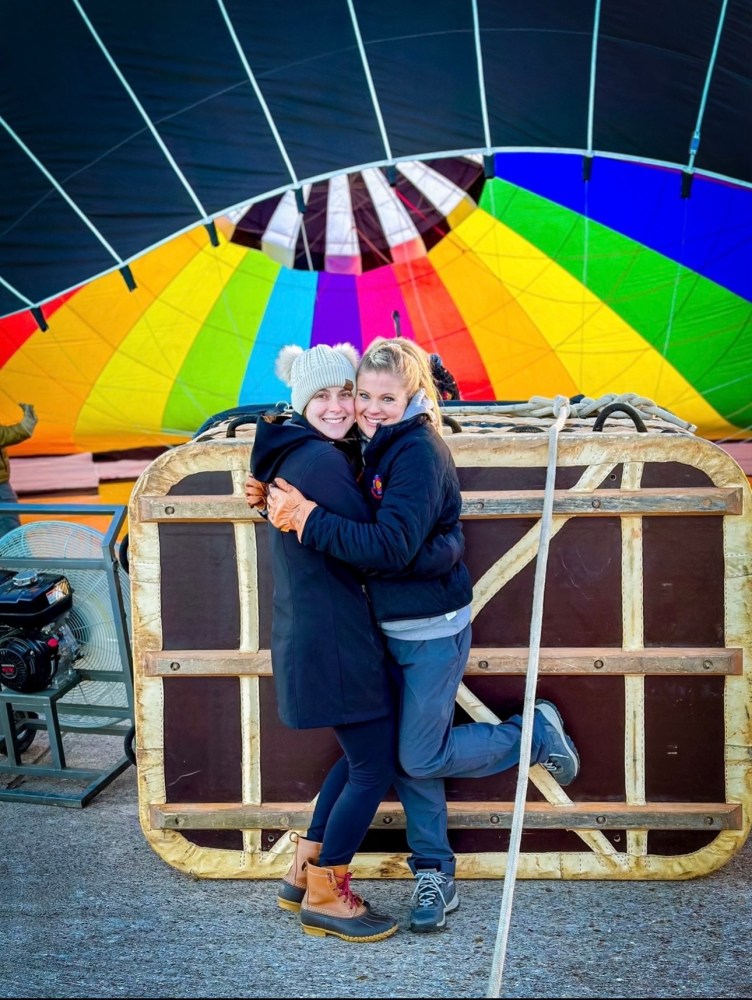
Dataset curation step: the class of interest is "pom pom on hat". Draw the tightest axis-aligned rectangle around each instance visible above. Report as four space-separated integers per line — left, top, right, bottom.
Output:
275 342 360 415
274 344 304 386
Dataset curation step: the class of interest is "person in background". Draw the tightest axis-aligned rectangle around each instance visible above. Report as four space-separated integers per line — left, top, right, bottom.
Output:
0 402 37 538
264 337 580 933
429 353 461 401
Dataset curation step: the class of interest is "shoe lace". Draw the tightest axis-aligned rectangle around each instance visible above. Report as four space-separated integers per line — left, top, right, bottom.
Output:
335 871 363 910
411 870 447 909
541 756 565 774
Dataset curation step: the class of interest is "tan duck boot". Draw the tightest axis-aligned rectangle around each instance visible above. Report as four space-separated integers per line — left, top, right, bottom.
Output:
277 832 322 912
299 863 398 942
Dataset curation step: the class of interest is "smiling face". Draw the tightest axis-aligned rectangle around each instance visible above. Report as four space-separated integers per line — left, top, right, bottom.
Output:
304 386 355 439
355 369 410 439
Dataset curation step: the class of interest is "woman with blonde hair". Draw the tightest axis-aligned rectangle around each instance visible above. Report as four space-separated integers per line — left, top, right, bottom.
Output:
266 336 579 933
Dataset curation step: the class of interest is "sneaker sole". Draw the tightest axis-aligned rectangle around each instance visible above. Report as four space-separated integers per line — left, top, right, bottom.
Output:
535 699 580 784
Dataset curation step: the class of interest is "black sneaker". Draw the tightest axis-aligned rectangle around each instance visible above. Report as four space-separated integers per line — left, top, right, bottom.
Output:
535 699 580 786
409 869 459 932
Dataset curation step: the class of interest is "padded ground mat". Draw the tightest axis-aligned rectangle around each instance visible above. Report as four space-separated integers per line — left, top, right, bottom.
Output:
128 404 752 880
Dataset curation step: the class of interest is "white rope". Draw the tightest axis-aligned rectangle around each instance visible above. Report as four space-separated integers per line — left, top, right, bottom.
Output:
485 395 571 999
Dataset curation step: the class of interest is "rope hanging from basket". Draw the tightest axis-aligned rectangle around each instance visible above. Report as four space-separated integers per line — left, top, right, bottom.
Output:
485 394 571 999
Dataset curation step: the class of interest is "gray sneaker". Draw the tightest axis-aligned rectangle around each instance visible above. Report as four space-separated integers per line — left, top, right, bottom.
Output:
409 869 459 932
535 699 580 786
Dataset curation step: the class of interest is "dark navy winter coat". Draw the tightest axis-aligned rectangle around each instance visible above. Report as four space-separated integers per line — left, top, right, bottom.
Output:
251 414 392 730
301 413 473 623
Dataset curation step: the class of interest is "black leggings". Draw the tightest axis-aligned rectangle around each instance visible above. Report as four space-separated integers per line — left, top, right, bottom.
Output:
307 714 396 867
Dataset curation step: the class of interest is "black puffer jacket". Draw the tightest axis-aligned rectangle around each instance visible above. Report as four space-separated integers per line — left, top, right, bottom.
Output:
251 415 392 729
301 413 473 623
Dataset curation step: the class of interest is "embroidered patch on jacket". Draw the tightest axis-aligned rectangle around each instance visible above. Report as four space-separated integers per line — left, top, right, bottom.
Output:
370 474 384 500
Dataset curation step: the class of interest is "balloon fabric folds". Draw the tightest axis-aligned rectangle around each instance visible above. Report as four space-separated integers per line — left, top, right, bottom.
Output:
1 153 750 456
0 1 750 456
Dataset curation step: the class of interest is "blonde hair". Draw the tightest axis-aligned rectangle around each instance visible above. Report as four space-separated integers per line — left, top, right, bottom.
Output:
358 337 442 430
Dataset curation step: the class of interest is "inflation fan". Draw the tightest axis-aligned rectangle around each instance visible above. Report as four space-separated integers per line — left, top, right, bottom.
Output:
0 520 132 758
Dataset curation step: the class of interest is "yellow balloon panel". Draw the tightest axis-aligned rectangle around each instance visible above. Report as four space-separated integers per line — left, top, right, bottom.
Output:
75 238 251 451
429 229 578 400
457 210 732 435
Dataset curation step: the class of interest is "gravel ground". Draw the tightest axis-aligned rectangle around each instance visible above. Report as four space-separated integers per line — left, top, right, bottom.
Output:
1 733 750 999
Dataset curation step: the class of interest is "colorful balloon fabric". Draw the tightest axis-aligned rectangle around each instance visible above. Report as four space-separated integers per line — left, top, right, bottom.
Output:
1 153 750 456
222 156 485 274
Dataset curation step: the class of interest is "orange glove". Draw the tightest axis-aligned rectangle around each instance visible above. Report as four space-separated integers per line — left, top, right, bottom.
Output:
245 472 268 511
266 477 316 538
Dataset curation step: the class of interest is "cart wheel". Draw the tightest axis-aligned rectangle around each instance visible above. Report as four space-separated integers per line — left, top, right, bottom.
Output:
0 710 38 754
124 724 137 766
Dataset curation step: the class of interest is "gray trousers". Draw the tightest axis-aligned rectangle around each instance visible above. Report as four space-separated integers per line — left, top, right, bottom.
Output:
387 624 549 875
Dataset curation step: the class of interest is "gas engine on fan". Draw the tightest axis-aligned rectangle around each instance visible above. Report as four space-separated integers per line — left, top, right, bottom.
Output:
0 569 82 694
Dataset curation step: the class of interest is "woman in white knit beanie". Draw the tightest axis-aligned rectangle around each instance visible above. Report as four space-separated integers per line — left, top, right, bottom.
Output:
275 342 359 418
249 340 400 943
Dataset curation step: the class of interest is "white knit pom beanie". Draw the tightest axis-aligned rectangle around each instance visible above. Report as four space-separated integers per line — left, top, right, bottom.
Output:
275 342 360 415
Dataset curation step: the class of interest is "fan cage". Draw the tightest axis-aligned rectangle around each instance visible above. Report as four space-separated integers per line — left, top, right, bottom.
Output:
0 520 132 729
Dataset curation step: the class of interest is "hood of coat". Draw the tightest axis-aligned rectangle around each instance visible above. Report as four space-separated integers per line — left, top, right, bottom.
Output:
251 413 313 483
251 413 360 482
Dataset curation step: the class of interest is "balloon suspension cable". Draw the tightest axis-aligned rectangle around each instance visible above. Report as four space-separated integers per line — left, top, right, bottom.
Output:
294 188 314 271
299 217 314 272
485 395 571 999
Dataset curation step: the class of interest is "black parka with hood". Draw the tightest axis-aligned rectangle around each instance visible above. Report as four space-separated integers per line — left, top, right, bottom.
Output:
251 414 392 729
